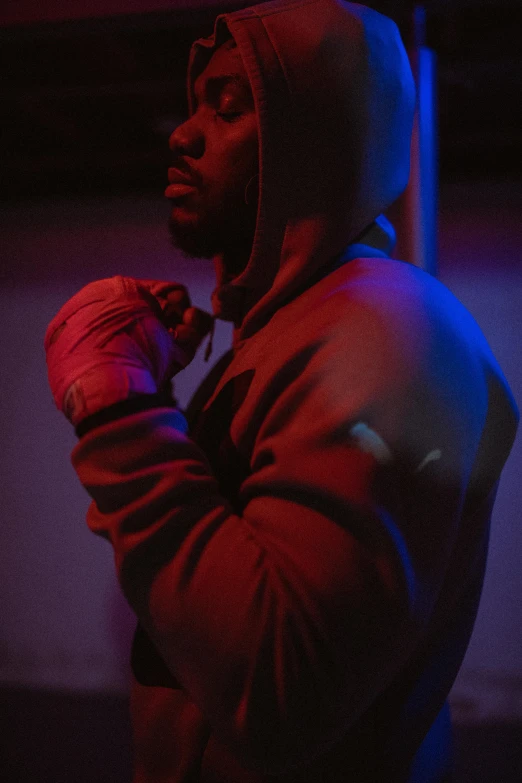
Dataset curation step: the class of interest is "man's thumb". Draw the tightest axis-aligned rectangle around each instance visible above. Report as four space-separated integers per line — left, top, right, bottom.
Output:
182 307 214 335
172 307 214 355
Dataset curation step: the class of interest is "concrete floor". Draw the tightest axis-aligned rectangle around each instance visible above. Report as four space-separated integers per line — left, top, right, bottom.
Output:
0 688 521 782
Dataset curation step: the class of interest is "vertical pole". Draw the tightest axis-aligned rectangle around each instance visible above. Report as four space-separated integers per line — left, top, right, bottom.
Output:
387 5 438 276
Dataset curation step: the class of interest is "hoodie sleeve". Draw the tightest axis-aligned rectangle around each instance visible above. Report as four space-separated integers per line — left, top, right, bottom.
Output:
70 301 482 775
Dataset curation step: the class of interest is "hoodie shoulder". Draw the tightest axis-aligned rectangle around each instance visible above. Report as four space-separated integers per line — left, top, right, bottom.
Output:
267 255 518 440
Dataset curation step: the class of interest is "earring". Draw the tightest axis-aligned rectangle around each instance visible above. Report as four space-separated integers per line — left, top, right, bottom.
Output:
244 174 259 205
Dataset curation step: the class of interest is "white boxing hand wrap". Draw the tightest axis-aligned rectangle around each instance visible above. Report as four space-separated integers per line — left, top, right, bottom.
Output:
44 276 194 427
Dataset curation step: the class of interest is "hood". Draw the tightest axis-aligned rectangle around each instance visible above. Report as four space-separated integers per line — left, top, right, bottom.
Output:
186 0 416 342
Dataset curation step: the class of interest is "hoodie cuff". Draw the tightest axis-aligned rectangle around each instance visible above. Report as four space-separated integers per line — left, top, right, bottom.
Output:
75 390 180 438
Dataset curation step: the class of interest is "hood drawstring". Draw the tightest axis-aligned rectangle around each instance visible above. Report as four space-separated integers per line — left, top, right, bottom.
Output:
204 316 216 362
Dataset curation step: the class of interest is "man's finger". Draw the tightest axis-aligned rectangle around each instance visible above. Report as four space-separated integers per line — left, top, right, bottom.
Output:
161 291 192 326
134 279 189 303
135 280 191 325
182 307 214 336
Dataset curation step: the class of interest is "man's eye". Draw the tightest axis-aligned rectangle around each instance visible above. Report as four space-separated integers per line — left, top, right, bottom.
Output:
215 111 242 122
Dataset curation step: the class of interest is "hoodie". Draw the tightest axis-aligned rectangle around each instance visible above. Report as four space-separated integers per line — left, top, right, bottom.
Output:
70 1 520 781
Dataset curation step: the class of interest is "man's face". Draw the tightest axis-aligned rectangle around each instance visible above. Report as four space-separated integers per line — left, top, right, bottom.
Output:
167 41 259 274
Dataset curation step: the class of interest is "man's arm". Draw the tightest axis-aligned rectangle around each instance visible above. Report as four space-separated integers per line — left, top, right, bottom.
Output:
130 674 210 783
70 300 469 775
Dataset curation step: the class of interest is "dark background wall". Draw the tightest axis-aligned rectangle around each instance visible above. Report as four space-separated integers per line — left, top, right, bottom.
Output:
1 0 520 203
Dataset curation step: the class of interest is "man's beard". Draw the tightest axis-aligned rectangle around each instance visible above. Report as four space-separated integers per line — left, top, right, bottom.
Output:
168 211 222 260
168 202 257 276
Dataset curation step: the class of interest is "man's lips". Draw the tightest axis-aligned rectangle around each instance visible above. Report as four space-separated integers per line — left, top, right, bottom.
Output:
166 167 198 199
168 167 197 186
165 183 196 198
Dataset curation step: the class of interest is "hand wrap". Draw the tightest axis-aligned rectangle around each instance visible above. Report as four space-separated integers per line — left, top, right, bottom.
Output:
44 276 212 427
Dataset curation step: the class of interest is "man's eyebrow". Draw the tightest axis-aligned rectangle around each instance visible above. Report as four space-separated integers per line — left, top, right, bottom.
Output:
194 73 249 105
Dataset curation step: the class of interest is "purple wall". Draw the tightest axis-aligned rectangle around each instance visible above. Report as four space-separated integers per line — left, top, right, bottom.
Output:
0 181 520 722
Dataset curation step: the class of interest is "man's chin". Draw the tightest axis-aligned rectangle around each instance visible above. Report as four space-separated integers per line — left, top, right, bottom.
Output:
167 216 219 260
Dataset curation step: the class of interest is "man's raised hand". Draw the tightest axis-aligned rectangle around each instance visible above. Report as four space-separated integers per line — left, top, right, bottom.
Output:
44 276 214 427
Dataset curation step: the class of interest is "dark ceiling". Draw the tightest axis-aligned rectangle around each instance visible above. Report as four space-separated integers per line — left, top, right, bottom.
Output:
1 1 520 202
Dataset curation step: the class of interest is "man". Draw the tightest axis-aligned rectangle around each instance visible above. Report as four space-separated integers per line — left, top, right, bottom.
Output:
166 35 259 285
45 1 519 782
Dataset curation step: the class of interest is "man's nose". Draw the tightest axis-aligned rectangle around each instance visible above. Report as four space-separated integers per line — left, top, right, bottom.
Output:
168 118 202 154
168 125 183 153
